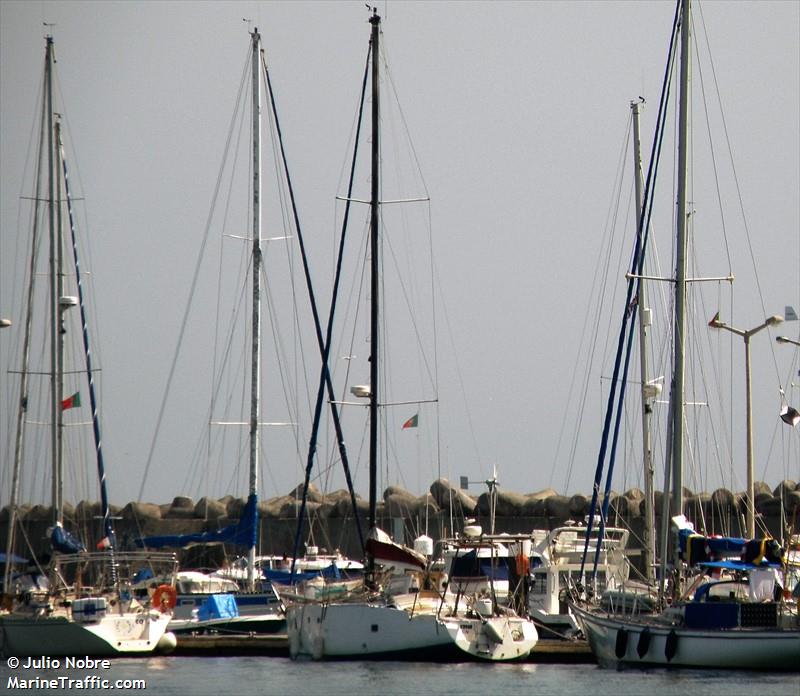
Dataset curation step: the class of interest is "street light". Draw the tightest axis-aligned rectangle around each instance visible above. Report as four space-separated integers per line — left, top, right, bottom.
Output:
776 336 800 426
708 313 783 538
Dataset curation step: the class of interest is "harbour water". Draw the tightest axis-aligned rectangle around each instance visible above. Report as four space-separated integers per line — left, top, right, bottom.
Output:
1 656 798 695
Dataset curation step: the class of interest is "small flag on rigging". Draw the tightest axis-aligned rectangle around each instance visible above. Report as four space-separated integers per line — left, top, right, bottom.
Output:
402 413 419 429
61 391 81 411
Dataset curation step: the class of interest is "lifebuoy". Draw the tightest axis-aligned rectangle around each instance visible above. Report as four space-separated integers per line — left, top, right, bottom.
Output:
152 584 177 612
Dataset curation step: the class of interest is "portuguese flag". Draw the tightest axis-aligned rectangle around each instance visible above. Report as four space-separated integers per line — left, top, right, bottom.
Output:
402 413 419 429
61 391 81 411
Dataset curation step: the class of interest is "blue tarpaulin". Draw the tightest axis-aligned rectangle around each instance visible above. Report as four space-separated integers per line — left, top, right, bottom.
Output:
197 594 239 622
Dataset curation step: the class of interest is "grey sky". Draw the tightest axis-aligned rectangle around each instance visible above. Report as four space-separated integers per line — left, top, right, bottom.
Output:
1 0 798 508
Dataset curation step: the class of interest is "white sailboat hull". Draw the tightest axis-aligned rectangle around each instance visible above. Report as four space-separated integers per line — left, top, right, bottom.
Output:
442 615 537 661
287 602 454 659
573 604 800 670
0 611 175 657
287 599 538 661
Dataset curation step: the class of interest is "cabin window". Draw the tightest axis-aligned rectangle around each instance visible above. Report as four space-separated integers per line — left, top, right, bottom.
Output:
529 574 547 594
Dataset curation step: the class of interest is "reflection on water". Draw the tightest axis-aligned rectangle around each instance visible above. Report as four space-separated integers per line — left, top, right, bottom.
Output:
1 656 797 696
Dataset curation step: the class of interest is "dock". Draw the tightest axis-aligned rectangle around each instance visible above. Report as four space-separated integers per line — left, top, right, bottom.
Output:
174 633 288 656
174 634 593 662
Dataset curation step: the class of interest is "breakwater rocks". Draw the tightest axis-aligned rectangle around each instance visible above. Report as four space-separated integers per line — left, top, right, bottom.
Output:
2 478 797 567
4 478 798 525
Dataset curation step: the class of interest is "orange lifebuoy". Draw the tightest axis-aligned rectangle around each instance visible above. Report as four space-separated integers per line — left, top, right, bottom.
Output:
152 584 177 612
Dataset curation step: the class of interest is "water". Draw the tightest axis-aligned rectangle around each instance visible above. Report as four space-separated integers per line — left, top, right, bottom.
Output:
1 656 797 696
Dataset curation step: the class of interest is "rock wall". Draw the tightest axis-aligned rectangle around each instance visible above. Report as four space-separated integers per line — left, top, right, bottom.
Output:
2 478 797 574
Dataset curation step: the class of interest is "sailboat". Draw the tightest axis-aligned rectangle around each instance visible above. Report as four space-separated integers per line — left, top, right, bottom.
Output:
285 10 537 662
133 27 288 638
0 35 178 657
571 0 800 670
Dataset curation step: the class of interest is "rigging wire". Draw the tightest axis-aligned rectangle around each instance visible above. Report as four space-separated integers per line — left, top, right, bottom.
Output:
555 113 634 492
137 46 251 502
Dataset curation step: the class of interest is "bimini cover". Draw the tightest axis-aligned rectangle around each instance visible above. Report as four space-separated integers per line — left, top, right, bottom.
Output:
449 550 511 581
197 593 239 622
134 494 258 550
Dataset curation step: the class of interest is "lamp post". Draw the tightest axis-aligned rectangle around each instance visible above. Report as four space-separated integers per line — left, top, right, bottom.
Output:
709 313 783 538
776 335 800 426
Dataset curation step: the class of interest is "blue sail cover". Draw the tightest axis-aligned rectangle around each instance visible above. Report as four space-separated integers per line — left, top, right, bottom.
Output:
134 494 258 550
678 528 746 566
679 529 784 567
50 524 87 554
263 563 343 585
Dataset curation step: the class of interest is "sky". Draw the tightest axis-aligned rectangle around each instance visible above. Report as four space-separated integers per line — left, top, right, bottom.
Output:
1 0 798 509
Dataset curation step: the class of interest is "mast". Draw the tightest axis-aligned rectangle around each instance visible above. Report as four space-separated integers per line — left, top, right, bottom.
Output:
368 9 381 533
55 119 67 527
631 99 656 585
247 27 262 593
45 36 61 526
4 37 49 590
670 0 691 561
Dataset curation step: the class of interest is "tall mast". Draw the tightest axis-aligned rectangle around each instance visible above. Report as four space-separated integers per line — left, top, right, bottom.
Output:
368 9 381 532
45 36 62 526
55 119 67 526
4 37 49 589
247 27 262 592
670 0 691 554
631 99 656 585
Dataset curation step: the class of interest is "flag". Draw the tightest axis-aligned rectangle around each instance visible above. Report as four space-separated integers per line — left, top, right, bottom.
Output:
780 404 800 427
96 536 112 550
61 391 81 411
61 391 81 410
708 311 720 327
402 413 419 429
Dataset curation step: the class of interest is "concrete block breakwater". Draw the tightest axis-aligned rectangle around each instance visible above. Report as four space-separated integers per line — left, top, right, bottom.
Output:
3 478 798 523
2 478 797 566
